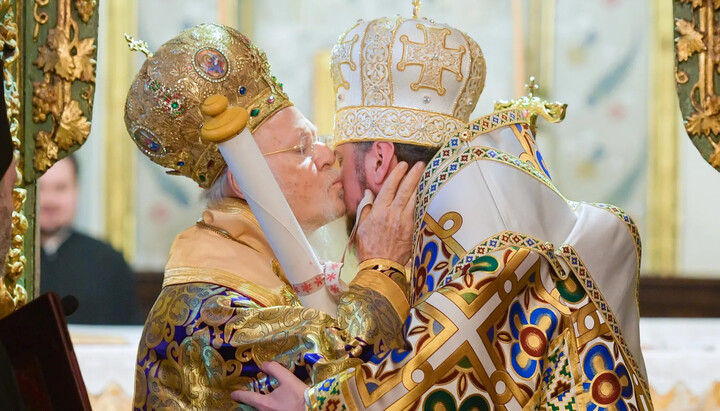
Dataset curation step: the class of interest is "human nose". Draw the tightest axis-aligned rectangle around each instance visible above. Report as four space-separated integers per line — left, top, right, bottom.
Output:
312 140 335 170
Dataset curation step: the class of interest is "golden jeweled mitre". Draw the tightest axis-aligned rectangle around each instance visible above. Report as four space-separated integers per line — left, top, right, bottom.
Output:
331 16 486 148
124 23 292 188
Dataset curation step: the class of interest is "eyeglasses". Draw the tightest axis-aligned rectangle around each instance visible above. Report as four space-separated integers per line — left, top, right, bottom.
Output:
263 134 332 158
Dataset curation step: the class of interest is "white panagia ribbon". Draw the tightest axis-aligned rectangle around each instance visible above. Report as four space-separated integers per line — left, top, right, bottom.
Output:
217 128 340 316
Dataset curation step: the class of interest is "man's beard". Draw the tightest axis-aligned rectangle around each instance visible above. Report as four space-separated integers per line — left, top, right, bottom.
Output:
346 162 370 237
305 187 345 236
299 170 344 235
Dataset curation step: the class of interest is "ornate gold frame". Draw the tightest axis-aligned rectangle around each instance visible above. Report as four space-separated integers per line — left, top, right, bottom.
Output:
3 0 28 315
103 0 679 277
521 0 678 276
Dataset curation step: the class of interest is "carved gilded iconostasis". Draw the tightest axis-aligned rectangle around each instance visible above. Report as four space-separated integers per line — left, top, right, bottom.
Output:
2 0 98 317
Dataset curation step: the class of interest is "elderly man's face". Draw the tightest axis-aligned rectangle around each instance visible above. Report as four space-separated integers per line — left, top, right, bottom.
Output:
38 157 78 237
0 158 16 260
254 107 345 232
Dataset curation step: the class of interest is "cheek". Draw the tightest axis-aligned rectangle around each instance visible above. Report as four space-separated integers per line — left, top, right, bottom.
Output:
340 168 361 211
266 158 296 188
62 191 78 213
270 161 314 206
289 161 317 192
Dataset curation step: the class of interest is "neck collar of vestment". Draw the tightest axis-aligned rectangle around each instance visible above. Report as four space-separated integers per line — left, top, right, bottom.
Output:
200 198 270 251
163 197 297 305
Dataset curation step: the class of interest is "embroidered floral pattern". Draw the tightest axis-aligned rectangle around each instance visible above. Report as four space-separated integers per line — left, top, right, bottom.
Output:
509 302 559 379
583 343 633 411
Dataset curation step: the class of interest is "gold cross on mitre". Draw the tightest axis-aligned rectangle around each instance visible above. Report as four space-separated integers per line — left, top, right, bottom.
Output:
397 24 466 96
331 33 359 91
494 76 567 134
124 33 153 58
412 0 422 18
525 76 539 98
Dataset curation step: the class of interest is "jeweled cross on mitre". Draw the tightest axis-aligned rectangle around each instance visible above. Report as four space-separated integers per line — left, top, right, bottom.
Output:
397 24 466 96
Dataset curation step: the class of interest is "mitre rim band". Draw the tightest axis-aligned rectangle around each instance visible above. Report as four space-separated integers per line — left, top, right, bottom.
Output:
245 87 294 133
332 106 465 149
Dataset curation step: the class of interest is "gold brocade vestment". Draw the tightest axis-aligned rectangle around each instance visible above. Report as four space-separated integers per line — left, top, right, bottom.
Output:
133 199 408 410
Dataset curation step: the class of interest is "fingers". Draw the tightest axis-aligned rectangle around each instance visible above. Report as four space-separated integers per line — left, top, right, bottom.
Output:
261 361 295 382
392 162 425 209
230 362 301 409
402 187 418 220
230 389 264 407
374 161 408 207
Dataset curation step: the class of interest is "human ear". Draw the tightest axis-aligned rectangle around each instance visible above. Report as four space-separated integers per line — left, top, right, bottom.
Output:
369 141 398 186
226 170 246 200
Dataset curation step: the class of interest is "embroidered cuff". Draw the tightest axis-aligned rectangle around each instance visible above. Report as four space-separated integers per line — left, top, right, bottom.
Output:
357 258 406 275
351 268 410 320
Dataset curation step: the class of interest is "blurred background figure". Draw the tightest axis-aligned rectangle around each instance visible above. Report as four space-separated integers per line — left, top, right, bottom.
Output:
38 155 140 325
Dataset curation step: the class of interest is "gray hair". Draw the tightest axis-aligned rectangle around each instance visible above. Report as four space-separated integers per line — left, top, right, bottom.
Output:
202 167 230 206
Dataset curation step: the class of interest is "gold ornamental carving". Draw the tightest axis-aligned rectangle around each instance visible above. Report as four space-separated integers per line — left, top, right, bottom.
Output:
674 0 720 171
32 0 96 172
0 0 98 319
124 33 152 58
1 0 27 318
75 0 96 23
494 76 567 135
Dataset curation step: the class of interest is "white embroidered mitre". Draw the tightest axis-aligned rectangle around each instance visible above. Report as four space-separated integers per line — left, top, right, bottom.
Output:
330 16 486 148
